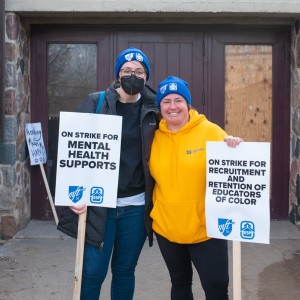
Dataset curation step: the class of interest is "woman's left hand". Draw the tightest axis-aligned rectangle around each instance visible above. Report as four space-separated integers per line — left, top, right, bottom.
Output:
224 136 243 148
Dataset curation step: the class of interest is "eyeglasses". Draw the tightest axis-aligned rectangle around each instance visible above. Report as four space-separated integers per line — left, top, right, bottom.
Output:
120 68 146 77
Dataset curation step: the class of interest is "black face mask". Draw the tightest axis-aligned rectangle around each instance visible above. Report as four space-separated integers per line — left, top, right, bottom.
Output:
120 75 145 95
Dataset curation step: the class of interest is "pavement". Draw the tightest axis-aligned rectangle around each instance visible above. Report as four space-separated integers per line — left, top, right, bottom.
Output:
0 220 300 300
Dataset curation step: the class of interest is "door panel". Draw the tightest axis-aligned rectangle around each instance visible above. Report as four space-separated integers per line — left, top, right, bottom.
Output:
48 44 98 115
116 31 204 111
224 45 272 142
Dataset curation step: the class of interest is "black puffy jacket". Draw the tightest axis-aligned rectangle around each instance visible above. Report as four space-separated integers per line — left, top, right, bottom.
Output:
57 83 158 247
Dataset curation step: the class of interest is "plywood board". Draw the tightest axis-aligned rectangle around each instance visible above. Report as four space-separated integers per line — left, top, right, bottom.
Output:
225 45 272 143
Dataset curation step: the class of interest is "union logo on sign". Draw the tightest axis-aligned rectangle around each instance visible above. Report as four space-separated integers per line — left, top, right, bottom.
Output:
218 218 235 236
90 187 104 204
240 221 255 240
68 186 86 203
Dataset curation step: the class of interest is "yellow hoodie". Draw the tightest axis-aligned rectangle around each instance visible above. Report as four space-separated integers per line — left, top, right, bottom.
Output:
149 109 227 244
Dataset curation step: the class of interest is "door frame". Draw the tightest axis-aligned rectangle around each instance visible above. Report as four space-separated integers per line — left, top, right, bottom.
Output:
208 27 291 219
31 25 291 220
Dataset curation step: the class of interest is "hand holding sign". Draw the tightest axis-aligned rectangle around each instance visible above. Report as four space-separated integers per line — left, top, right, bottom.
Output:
70 203 87 214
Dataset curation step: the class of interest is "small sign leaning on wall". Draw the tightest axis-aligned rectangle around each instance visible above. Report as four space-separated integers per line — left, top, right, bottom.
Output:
25 122 58 225
25 122 47 165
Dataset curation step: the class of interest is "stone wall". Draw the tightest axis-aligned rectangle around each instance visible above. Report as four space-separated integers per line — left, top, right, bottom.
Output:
289 26 300 227
0 13 31 239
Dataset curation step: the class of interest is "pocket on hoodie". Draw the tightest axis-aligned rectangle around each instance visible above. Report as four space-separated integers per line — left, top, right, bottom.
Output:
151 200 207 243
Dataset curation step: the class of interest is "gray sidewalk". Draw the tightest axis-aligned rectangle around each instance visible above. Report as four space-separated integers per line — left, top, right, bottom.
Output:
0 220 300 300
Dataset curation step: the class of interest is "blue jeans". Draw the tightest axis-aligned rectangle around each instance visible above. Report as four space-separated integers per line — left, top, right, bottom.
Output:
80 205 147 300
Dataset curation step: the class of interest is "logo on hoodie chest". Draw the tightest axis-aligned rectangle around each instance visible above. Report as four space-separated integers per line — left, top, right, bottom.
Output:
186 148 204 155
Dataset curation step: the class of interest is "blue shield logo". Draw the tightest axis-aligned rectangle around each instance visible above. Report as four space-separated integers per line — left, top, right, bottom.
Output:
68 186 86 203
90 187 104 204
218 218 234 236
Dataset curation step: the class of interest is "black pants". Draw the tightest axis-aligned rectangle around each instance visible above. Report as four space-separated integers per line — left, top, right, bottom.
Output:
156 234 229 300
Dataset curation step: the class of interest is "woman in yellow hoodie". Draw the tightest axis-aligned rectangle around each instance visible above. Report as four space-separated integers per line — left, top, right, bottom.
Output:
149 76 242 300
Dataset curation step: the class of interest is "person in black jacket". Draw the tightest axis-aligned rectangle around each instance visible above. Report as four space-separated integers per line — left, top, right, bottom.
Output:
57 48 158 300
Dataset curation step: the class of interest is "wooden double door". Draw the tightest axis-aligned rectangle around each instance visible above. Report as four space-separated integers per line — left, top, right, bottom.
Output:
31 25 290 220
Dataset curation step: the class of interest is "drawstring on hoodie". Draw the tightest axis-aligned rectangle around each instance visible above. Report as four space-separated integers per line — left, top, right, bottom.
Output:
166 129 181 190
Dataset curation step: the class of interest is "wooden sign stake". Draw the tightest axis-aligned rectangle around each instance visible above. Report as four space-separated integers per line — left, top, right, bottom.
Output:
232 240 242 300
39 164 58 225
72 210 87 300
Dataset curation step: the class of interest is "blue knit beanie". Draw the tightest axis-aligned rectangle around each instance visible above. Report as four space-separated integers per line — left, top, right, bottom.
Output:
157 76 192 106
115 48 151 81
